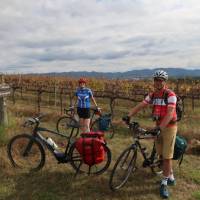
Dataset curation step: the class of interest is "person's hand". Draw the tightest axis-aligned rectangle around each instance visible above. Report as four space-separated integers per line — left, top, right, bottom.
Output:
122 116 130 125
95 106 101 111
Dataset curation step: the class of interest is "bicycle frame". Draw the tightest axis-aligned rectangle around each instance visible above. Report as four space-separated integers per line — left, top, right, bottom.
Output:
128 123 160 169
30 117 78 163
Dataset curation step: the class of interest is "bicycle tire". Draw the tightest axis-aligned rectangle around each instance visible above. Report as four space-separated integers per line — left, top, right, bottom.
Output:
7 134 45 172
56 116 79 137
109 146 137 191
69 142 111 175
91 120 115 139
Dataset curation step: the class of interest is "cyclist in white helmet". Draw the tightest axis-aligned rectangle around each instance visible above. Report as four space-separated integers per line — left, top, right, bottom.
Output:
153 70 168 81
123 69 177 199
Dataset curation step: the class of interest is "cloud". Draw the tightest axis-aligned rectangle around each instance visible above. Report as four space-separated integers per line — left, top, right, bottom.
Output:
19 38 83 48
24 49 130 61
0 0 200 73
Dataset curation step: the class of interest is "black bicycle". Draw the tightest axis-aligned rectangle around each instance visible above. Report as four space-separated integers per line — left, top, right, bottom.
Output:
56 107 79 137
109 121 162 191
7 115 111 175
56 107 115 139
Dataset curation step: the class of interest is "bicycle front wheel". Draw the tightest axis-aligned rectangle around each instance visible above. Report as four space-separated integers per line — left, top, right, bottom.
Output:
56 116 79 137
7 134 45 172
69 142 111 175
109 146 137 191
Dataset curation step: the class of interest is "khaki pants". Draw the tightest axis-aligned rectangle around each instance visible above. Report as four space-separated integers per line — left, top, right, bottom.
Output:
155 126 177 159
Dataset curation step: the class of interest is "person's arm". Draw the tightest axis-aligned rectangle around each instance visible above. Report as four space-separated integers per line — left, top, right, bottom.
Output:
89 88 98 108
159 106 175 129
91 96 98 108
159 93 177 129
128 101 148 117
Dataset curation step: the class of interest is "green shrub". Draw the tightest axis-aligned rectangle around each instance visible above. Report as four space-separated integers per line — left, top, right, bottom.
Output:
192 191 200 200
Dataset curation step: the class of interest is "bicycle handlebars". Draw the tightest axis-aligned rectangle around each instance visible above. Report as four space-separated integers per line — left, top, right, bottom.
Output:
23 114 46 127
122 118 160 137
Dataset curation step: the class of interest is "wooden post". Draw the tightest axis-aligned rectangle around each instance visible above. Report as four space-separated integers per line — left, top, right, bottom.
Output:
37 88 42 114
176 79 179 94
109 97 115 119
192 81 195 111
11 86 17 104
0 75 10 125
60 88 63 114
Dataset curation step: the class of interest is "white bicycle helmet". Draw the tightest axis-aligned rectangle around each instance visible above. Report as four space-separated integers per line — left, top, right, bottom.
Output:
153 70 168 80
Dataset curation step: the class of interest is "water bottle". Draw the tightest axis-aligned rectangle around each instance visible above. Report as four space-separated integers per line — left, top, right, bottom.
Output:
46 137 58 149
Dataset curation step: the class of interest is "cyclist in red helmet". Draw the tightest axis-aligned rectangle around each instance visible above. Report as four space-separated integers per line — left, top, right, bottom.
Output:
73 77 98 132
78 78 87 84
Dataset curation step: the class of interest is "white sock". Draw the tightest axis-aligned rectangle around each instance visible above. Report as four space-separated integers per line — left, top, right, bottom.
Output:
161 177 168 186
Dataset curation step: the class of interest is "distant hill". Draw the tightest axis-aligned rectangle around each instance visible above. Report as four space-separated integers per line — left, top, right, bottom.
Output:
35 68 200 79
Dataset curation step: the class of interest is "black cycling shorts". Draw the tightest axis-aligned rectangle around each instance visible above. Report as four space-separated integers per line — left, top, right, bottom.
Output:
77 108 90 119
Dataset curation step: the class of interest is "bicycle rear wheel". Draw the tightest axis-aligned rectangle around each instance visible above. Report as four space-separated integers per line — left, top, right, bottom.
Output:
56 116 79 137
7 134 45 172
109 146 137 191
69 142 111 175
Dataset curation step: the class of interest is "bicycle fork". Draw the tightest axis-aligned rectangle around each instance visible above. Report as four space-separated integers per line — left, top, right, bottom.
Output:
120 144 137 171
23 138 35 157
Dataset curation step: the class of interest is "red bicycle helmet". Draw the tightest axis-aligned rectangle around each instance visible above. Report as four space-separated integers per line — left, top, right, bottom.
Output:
78 77 87 84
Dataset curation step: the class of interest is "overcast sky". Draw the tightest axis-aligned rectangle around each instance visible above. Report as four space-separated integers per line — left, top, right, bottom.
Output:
1 0 200 73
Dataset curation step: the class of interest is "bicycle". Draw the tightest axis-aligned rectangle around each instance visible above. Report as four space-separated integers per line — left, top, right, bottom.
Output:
109 121 163 191
56 107 115 139
56 107 79 137
7 115 111 175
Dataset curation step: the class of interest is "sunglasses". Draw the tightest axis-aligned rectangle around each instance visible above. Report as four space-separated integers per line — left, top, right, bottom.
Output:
154 78 165 82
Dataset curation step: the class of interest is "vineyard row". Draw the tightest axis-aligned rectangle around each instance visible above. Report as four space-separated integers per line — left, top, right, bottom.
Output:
8 84 200 116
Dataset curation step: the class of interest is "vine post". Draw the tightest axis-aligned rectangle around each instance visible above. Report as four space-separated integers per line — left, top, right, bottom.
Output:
0 74 10 125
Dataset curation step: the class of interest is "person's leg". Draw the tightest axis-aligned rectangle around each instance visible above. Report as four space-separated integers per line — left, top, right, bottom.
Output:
162 126 177 182
82 108 91 132
162 158 172 185
79 118 85 132
163 159 172 176
77 108 90 132
83 118 91 132
160 126 177 198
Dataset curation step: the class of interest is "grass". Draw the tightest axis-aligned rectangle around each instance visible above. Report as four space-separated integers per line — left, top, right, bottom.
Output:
1 98 200 200
193 191 200 200
0 125 6 146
